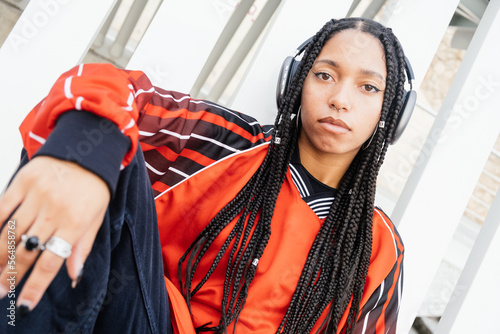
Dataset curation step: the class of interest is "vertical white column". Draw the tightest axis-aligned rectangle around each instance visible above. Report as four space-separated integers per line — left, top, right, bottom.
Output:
392 1 500 333
436 186 500 334
0 0 117 189
126 0 239 93
380 0 460 89
228 0 354 125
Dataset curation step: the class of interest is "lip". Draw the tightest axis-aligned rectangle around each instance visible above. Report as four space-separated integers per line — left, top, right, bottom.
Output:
319 117 351 133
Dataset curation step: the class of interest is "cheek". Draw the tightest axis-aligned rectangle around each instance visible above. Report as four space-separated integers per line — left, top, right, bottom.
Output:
301 78 316 106
356 99 383 136
300 90 318 121
362 94 384 120
300 80 328 120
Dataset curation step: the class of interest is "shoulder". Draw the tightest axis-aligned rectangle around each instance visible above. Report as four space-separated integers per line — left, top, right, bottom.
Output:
362 207 404 296
358 207 405 317
371 206 404 263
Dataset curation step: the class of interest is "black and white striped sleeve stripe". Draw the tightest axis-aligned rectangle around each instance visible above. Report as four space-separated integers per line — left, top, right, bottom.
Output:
289 162 336 219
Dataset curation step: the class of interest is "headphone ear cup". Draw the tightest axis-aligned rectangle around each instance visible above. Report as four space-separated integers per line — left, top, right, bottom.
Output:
276 56 294 108
276 37 313 110
390 89 417 144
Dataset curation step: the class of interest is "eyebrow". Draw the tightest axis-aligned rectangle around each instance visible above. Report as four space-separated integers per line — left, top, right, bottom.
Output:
314 59 386 83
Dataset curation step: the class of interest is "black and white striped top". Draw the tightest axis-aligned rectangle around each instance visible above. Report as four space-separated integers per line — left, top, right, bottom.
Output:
289 148 337 219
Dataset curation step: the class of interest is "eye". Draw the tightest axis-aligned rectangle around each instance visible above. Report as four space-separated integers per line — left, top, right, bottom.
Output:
361 84 381 93
313 72 333 81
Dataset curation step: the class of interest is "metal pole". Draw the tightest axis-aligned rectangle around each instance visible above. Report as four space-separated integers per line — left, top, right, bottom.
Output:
437 181 500 333
190 0 257 98
207 0 282 102
110 0 148 58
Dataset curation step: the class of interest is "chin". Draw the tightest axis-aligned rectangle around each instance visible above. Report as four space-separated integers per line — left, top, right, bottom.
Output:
316 143 361 157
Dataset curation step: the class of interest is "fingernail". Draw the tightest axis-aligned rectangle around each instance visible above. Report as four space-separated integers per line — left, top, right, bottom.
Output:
0 284 8 299
16 302 32 319
71 267 84 289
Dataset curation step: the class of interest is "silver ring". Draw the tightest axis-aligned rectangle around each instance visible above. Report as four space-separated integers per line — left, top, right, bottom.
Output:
21 235 45 251
45 236 72 259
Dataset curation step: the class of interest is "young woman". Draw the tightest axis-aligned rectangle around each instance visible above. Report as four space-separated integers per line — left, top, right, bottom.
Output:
0 17 408 333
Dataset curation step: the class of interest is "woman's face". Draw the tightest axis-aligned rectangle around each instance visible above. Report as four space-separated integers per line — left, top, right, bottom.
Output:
299 28 387 160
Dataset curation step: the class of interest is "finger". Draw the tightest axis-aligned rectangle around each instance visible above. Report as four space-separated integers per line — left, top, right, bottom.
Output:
0 200 37 273
0 218 55 303
0 215 56 289
0 166 41 271
0 219 16 275
16 242 66 313
65 223 100 287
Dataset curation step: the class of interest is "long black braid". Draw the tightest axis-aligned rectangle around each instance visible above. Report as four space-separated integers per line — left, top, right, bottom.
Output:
179 17 408 334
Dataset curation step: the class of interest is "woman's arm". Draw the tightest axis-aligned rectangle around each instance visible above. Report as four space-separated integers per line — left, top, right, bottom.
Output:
0 62 272 314
19 63 156 169
346 208 405 334
351 260 404 334
0 63 154 313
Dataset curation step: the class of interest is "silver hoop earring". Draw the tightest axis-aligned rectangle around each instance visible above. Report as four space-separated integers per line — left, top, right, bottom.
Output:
362 128 377 150
362 121 384 150
296 105 301 129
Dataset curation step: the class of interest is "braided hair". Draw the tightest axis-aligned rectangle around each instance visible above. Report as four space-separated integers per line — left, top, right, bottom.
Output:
179 17 408 334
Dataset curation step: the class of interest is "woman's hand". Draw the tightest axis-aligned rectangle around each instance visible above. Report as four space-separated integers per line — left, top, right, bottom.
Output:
0 156 110 313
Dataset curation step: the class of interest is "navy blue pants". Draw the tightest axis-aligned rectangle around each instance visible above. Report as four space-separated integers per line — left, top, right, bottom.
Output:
0 149 172 334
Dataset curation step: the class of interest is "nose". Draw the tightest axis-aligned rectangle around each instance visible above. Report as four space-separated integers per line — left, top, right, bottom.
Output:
328 80 352 112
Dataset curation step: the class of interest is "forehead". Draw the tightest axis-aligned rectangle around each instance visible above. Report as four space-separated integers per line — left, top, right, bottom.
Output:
317 29 387 76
